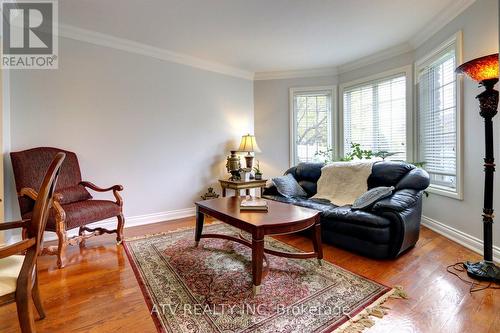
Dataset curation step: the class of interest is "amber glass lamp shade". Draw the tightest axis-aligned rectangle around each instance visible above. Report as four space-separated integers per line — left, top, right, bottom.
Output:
456 53 499 84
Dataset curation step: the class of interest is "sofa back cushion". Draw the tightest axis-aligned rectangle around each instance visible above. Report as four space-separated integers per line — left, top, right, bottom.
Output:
367 161 414 189
368 161 430 191
285 162 324 197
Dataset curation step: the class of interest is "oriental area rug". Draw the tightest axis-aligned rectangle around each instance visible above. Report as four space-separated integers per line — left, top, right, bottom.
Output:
124 224 405 333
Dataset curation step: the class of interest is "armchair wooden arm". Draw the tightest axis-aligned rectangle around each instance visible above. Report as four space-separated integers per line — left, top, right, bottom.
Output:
79 181 123 192
0 238 36 259
79 181 124 207
19 187 38 200
0 219 30 231
20 187 64 203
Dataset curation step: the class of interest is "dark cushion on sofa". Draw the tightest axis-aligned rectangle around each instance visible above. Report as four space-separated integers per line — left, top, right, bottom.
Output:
395 168 430 191
367 161 414 189
285 163 324 197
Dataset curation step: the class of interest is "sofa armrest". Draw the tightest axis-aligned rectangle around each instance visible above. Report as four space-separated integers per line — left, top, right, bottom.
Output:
372 189 420 212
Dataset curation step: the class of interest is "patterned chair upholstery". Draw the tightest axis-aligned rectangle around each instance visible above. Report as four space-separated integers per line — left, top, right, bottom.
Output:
11 147 125 268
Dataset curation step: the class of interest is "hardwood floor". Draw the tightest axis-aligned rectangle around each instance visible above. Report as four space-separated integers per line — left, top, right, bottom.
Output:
0 218 498 333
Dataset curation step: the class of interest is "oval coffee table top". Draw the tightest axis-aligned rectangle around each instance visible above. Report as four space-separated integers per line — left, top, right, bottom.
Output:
195 197 320 230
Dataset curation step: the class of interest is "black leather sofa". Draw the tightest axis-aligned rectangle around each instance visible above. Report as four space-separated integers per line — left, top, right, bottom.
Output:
263 161 430 259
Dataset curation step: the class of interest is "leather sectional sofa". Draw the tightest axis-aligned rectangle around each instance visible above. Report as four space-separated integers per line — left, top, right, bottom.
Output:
263 161 430 259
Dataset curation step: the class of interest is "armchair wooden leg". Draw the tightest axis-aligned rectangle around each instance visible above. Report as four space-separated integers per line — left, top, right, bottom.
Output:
78 226 86 248
32 274 45 320
16 289 36 333
56 224 67 269
116 213 125 245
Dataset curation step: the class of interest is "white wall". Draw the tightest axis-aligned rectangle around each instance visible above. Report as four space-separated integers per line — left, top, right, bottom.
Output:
6 36 254 223
254 0 499 249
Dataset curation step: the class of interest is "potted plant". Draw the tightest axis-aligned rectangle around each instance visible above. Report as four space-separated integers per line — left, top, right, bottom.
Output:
253 160 263 180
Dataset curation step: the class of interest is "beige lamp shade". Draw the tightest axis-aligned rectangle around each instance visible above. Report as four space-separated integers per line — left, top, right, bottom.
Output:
238 134 261 153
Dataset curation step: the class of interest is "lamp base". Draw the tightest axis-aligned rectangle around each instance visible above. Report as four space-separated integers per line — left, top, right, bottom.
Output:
244 154 254 169
463 260 500 282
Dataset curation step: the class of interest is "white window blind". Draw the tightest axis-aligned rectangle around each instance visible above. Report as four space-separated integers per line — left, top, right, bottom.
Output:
417 45 458 191
292 90 333 164
343 75 407 160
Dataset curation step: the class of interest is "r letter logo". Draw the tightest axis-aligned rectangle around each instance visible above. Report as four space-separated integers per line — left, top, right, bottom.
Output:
1 0 58 69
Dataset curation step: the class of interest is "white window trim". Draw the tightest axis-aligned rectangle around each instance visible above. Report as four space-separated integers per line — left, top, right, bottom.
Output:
339 65 413 159
289 85 337 167
414 31 463 200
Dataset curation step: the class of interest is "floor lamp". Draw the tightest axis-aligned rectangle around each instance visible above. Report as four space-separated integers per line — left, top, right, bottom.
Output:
456 53 500 282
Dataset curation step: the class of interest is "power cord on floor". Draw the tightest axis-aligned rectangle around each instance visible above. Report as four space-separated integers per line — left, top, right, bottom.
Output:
446 262 500 293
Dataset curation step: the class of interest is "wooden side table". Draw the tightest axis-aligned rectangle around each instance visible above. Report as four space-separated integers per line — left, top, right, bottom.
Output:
219 179 268 197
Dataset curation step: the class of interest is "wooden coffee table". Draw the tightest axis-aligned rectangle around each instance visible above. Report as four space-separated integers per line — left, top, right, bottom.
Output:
194 197 322 295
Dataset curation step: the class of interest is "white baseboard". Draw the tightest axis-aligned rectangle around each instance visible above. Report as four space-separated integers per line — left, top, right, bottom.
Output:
421 215 500 263
43 207 196 242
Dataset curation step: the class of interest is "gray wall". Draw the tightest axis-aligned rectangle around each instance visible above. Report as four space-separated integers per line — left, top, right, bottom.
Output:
254 0 499 247
5 36 254 221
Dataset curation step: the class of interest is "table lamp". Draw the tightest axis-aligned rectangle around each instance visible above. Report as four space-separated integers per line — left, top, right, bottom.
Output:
456 53 500 282
238 134 261 169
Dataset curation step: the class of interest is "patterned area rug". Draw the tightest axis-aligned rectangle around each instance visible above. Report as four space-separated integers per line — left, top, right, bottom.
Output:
124 224 399 333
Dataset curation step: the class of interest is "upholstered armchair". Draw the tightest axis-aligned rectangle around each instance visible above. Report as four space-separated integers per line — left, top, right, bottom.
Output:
10 147 125 269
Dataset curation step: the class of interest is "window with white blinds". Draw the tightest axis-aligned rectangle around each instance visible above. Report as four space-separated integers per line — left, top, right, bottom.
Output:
416 39 461 197
290 88 334 164
342 74 407 160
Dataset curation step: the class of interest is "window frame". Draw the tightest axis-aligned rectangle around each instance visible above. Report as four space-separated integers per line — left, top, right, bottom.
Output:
339 65 413 160
289 85 337 166
414 31 463 200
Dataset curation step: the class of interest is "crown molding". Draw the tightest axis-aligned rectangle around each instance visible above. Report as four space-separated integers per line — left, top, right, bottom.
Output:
58 24 254 80
409 0 476 48
337 42 413 75
254 42 412 81
254 66 338 81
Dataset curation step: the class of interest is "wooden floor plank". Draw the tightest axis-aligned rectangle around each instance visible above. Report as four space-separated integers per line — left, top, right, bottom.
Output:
0 219 498 333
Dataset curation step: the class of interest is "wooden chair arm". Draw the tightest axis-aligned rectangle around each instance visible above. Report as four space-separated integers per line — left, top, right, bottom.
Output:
19 187 38 200
79 181 124 207
0 219 30 231
0 238 36 259
79 181 123 192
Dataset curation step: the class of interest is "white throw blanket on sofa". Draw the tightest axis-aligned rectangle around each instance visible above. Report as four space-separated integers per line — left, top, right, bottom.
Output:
312 161 374 206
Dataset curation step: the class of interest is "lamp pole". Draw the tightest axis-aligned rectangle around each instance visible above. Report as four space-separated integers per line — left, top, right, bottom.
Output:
464 78 500 281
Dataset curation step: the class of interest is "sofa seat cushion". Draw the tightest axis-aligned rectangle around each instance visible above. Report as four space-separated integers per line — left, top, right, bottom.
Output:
291 198 337 212
322 206 391 228
24 200 121 231
0 255 23 297
263 195 336 212
262 194 296 205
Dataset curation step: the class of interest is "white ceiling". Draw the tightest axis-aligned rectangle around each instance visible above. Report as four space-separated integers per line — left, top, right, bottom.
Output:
60 0 467 74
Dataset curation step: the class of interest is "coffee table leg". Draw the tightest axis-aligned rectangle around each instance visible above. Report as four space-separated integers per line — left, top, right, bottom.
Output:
312 221 323 266
195 207 204 247
252 236 264 295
